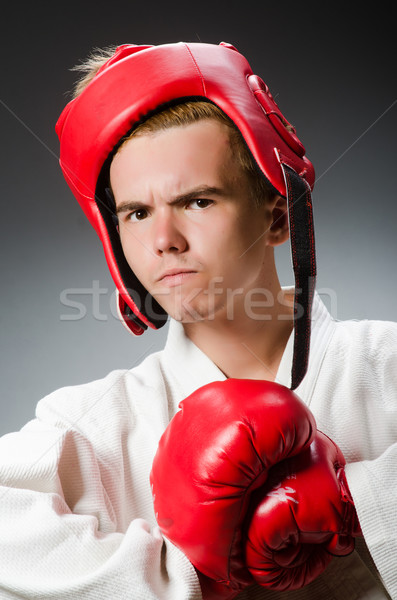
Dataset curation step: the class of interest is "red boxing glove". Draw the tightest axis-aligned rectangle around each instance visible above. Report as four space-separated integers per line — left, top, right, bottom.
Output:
150 379 316 598
245 430 362 591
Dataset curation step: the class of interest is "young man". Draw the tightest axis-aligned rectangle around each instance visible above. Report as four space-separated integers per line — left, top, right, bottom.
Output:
0 42 396 600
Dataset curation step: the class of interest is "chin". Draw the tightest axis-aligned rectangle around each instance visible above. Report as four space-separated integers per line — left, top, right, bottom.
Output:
153 287 228 323
162 300 211 323
167 307 207 323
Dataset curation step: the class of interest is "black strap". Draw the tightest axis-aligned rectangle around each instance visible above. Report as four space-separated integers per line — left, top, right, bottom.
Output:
281 164 316 390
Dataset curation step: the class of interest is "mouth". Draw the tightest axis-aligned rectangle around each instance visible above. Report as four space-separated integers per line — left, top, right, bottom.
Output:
158 271 197 286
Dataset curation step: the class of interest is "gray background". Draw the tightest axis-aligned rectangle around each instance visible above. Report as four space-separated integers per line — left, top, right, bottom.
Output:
1 1 396 435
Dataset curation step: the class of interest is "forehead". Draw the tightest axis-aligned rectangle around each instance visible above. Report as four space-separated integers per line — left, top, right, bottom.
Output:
109 119 239 200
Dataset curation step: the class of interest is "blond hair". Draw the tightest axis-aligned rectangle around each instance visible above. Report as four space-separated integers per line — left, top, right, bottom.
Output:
71 46 275 207
70 45 118 99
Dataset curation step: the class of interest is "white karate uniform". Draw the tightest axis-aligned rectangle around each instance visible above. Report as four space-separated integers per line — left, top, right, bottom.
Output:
0 291 396 599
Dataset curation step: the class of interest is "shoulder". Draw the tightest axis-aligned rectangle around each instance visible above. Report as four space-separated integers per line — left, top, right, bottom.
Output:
323 315 397 390
330 316 397 367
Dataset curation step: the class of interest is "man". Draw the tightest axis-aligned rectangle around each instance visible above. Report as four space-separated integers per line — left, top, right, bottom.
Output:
0 41 396 599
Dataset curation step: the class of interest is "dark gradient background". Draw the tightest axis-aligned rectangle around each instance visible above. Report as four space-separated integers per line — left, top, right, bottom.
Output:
1 2 396 435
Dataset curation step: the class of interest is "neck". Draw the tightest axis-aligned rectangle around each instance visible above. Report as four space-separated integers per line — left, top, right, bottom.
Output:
182 269 295 382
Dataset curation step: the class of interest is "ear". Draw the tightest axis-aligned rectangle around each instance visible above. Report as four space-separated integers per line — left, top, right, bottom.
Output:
266 195 289 247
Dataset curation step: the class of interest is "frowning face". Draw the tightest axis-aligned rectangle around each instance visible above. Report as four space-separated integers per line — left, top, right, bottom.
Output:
110 119 277 323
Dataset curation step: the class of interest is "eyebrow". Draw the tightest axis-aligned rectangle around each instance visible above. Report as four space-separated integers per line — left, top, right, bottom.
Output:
115 185 226 215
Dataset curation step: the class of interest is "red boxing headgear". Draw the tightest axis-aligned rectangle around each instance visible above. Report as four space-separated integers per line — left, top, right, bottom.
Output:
56 41 316 389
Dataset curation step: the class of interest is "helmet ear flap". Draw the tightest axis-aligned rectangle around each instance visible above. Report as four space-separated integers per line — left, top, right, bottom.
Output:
247 75 307 161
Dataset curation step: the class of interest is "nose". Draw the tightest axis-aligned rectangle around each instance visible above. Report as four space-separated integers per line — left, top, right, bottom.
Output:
153 210 188 255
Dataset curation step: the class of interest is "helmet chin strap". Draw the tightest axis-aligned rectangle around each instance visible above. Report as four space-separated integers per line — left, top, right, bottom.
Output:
281 164 317 391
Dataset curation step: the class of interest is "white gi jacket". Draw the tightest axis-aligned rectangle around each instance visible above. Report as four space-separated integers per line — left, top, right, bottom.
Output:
0 291 396 599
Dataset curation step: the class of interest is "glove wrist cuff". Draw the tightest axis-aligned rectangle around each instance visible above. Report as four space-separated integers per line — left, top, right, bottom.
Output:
337 466 362 537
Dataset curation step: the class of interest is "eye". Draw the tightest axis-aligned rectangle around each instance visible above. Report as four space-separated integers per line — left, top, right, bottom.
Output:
188 199 213 210
126 208 148 222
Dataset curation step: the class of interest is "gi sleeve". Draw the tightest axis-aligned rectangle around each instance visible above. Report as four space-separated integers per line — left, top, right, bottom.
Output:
0 407 202 599
343 322 397 598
